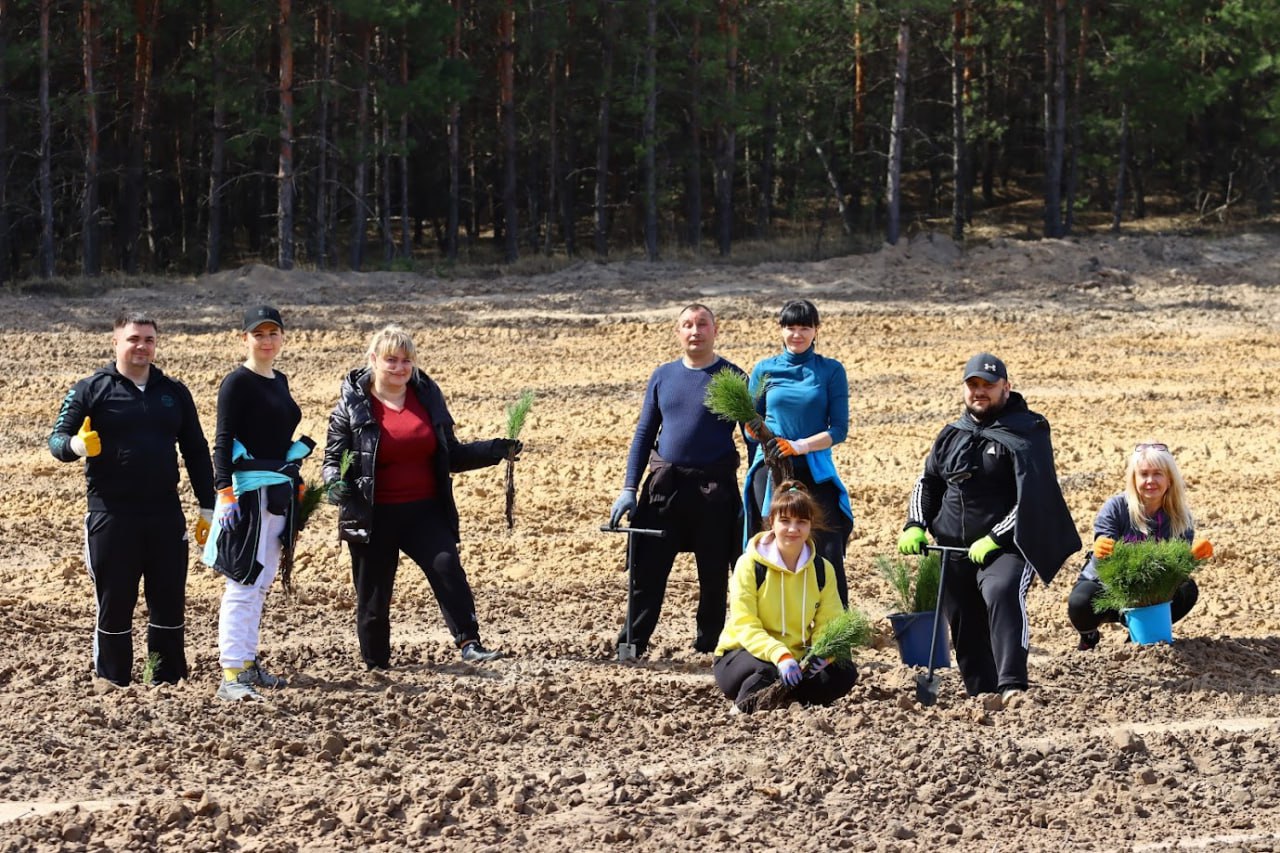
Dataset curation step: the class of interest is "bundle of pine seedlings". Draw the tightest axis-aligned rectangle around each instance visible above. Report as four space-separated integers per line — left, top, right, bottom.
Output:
702 369 791 484
1093 538 1198 612
504 390 534 530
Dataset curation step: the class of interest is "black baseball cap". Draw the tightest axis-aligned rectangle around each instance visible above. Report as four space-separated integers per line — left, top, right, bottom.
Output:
243 305 284 332
962 352 1007 382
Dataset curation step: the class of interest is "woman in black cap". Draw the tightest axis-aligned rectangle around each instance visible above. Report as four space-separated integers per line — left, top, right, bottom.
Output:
322 325 520 670
204 305 311 702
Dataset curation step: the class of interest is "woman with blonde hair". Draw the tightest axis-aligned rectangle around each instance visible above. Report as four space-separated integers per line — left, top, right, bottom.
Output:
323 325 521 669
1068 441 1212 650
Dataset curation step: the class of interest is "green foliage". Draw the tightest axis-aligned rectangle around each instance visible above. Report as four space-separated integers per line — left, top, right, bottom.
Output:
804 607 875 666
703 369 761 425
298 450 353 530
876 552 941 614
505 390 534 440
1093 539 1198 612
142 652 162 684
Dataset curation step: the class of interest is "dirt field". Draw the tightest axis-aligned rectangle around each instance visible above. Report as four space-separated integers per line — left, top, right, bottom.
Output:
3 227 1280 851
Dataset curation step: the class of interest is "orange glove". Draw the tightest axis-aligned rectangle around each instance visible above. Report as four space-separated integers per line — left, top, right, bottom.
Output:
1191 537 1213 560
766 437 809 459
1093 536 1115 559
744 418 764 441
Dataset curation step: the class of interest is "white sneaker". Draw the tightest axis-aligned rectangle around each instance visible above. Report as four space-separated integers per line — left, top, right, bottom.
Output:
216 675 265 702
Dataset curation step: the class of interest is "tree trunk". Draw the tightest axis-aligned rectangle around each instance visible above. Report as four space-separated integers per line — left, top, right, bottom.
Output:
1065 0 1090 235
349 21 372 270
642 0 658 261
950 2 966 243
543 45 559 255
38 0 54 278
500 0 518 263
0 0 9 284
312 1 334 269
82 0 101 275
122 0 160 274
685 17 702 251
277 0 295 270
206 0 225 273
1111 100 1128 233
757 47 778 236
398 40 411 259
446 0 461 260
594 0 618 257
886 18 909 246
1042 0 1066 238
714 0 738 257
806 129 851 236
851 1 865 228
381 100 393 264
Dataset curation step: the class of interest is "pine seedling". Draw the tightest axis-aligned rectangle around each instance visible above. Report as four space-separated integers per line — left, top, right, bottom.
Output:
751 606 874 712
298 450 353 531
504 390 534 531
802 607 875 667
875 552 941 615
1093 539 1198 612
702 370 791 484
142 652 162 684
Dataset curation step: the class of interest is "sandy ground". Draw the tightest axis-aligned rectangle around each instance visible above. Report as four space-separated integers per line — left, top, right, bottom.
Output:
3 228 1280 851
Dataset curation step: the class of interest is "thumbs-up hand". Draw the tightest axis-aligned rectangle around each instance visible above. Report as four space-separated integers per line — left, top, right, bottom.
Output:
71 417 101 458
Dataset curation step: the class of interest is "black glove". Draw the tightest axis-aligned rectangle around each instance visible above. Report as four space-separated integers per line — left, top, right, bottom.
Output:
492 438 523 461
326 480 351 505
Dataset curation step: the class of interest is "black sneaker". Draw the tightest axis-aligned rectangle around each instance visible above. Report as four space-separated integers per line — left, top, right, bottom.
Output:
1077 630 1101 651
460 641 502 663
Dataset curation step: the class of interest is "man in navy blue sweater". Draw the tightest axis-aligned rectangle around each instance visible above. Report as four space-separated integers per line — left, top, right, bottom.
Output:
609 304 745 655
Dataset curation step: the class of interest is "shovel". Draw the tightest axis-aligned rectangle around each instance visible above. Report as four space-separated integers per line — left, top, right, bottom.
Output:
916 543 968 706
599 524 667 662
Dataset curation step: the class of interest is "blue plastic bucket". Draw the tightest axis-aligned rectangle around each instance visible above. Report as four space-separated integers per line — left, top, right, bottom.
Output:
888 611 951 669
1124 601 1174 645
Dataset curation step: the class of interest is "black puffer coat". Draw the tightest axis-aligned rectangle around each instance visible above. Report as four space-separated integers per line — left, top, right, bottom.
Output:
323 367 506 544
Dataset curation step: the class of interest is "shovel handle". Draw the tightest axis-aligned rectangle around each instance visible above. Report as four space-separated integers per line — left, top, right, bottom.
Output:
599 525 667 537
923 544 968 555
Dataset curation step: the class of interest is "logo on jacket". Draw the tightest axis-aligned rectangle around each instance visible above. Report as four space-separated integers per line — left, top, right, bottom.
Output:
161 394 176 408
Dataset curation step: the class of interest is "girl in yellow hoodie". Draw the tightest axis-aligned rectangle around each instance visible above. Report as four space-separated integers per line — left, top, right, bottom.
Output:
713 481 858 713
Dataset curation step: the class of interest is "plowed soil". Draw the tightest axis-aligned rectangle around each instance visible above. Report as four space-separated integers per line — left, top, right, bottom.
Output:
3 228 1280 851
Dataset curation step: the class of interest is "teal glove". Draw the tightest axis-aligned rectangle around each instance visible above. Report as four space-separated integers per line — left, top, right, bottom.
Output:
897 526 928 555
968 535 999 566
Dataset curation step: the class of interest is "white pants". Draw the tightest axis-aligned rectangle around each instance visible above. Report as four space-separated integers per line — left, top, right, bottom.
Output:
218 510 285 668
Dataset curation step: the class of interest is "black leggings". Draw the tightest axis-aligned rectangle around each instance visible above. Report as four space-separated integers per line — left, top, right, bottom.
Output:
1067 577 1199 633
346 499 481 669
713 647 857 710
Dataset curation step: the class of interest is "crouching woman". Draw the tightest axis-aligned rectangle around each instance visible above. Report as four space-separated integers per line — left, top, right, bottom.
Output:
714 481 857 713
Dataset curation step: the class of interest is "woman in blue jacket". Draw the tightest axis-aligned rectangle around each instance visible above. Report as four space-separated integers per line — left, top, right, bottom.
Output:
744 300 854 604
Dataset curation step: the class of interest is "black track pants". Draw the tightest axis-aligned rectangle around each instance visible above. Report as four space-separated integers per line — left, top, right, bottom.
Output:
346 499 481 669
941 550 1034 696
84 507 189 685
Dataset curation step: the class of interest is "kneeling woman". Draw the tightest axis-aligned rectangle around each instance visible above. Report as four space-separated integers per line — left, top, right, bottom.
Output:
714 481 857 713
323 325 521 669
1068 441 1211 650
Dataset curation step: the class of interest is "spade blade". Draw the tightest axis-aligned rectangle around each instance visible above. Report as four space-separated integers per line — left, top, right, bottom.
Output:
916 671 940 706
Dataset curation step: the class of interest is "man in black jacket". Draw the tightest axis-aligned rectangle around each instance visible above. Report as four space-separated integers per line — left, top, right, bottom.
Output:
898 353 1080 700
49 311 215 687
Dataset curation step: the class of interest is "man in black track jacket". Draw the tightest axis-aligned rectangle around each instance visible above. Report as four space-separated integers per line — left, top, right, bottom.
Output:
898 353 1080 699
49 311 215 687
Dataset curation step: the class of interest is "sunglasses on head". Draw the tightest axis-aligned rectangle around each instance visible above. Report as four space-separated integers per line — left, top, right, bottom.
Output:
1134 442 1168 453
